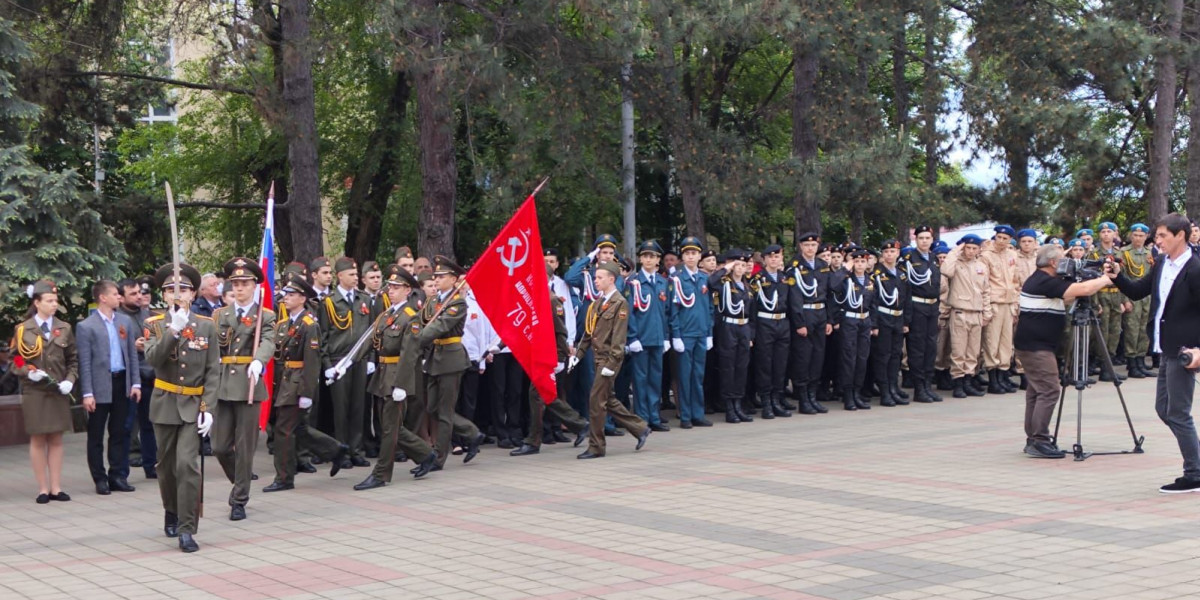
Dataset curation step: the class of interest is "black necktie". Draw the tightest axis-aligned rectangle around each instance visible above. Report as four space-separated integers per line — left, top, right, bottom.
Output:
346 292 353 305
40 322 50 338
237 308 245 321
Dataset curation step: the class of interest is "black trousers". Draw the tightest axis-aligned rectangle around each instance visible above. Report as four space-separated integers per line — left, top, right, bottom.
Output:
872 314 905 386
717 322 752 406
790 311 827 387
487 354 526 443
87 372 131 483
754 318 789 397
838 318 872 390
906 302 939 382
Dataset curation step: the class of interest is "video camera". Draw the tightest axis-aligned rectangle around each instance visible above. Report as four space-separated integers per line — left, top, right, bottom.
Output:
1056 258 1107 282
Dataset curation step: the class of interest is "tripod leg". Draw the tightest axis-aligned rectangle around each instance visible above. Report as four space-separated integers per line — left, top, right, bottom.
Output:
1052 382 1068 447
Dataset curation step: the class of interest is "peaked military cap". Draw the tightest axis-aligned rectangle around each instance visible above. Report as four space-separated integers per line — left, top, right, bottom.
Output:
797 232 821 244
154 263 202 290
594 234 619 250
637 240 664 256
385 263 419 288
679 236 705 253
281 274 317 300
223 257 264 283
432 255 466 277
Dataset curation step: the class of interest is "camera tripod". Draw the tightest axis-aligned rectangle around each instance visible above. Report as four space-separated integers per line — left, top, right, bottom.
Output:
1051 297 1144 461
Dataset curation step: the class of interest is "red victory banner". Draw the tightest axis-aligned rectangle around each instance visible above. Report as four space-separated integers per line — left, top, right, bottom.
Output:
465 182 558 403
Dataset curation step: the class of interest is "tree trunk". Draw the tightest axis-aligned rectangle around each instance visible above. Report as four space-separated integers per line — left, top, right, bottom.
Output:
792 38 821 238
414 65 457 260
1149 0 1184 224
1004 140 1030 206
660 18 705 239
620 59 636 257
893 0 910 240
278 0 324 264
1185 1 1200 220
344 72 412 265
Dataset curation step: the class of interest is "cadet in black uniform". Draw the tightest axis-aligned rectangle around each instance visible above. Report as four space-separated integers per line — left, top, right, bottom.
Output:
871 240 910 407
832 249 877 411
900 226 944 403
786 233 831 415
710 250 756 423
749 245 792 419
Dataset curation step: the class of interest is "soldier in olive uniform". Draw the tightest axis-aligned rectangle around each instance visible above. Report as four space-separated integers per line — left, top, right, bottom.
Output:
263 275 350 493
1121 223 1155 378
352 265 439 490
211 257 277 521
1088 222 1126 382
572 261 651 459
419 256 485 469
318 257 373 468
512 263 590 456
143 263 219 553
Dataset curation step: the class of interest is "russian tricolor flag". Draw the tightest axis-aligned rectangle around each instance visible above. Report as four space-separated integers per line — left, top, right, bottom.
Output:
257 183 277 430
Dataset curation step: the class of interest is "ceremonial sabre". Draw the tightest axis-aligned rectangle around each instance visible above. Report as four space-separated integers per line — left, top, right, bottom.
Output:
167 182 204 519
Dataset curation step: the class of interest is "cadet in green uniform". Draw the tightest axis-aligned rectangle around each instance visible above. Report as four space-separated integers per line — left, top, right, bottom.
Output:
1087 222 1125 381
263 275 350 493
572 261 651 459
511 264 589 456
353 265 438 490
419 256 485 468
318 257 372 468
144 263 219 553
1121 223 1155 378
211 257 277 521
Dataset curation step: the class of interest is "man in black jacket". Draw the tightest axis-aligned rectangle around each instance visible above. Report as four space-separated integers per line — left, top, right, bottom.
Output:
1108 213 1200 493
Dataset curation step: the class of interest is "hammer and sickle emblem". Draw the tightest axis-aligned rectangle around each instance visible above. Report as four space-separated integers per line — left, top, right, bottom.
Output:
497 229 531 276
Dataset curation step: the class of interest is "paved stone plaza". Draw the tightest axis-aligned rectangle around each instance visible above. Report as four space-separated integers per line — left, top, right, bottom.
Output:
0 377 1196 600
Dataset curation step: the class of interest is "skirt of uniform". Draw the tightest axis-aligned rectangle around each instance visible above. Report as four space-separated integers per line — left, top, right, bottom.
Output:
21 388 73 435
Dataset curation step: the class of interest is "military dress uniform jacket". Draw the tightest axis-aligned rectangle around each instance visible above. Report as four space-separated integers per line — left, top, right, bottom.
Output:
709 269 756 341
213 304 277 402
319 289 372 367
394 297 425 395
359 300 421 397
668 268 714 339
624 270 670 347
418 291 470 376
872 264 910 322
273 310 321 407
786 257 831 330
748 269 790 323
551 295 570 362
144 313 221 424
577 291 629 373
829 271 878 328
899 250 941 317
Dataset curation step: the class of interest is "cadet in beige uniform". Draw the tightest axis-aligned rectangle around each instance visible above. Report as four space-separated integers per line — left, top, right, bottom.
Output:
211 258 276 521
1012 229 1041 389
264 275 349 493
572 261 651 459
980 226 1022 394
942 235 992 398
144 264 219 553
418 256 485 469
353 264 438 490
11 280 78 504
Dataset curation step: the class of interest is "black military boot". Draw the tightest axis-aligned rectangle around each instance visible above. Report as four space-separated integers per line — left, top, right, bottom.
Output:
901 369 914 389
747 394 763 410
986 370 1004 394
936 370 954 390
759 395 775 420
1001 369 1019 392
889 377 909 400
861 381 879 398
724 399 741 423
778 391 798 411
853 389 872 410
973 371 989 390
1127 358 1145 379
772 394 793 417
735 398 754 422
912 380 933 403
807 387 828 413
963 376 986 397
842 388 858 411
923 380 944 402
879 381 897 407
952 377 967 398
1019 374 1028 390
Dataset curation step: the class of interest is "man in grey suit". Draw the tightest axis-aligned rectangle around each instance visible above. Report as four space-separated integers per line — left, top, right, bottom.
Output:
77 280 142 495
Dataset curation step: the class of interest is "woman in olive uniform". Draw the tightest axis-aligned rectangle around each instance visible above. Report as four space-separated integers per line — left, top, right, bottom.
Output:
11 279 79 504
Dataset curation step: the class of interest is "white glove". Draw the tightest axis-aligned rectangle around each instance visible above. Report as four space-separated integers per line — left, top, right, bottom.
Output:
391 388 407 402
335 364 347 378
662 345 670 354
247 360 264 378
671 338 685 353
554 362 565 374
628 340 644 353
324 367 337 381
57 380 73 395
600 367 616 377
367 362 376 376
705 337 713 350
169 309 189 333
298 397 313 410
196 412 213 437
27 369 47 382
587 247 600 260
567 355 580 372
487 345 501 355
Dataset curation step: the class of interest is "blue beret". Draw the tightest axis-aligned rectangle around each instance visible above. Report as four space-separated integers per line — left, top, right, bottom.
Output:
1016 228 1037 240
994 225 1016 238
1067 239 1086 248
1047 237 1064 247
1098 222 1118 232
933 243 950 255
1075 228 1094 238
958 234 983 246
1130 223 1149 233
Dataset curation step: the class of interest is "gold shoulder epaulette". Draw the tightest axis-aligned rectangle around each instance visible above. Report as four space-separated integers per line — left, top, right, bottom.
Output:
302 315 316 325
194 314 213 321
404 306 417 317
146 314 165 322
